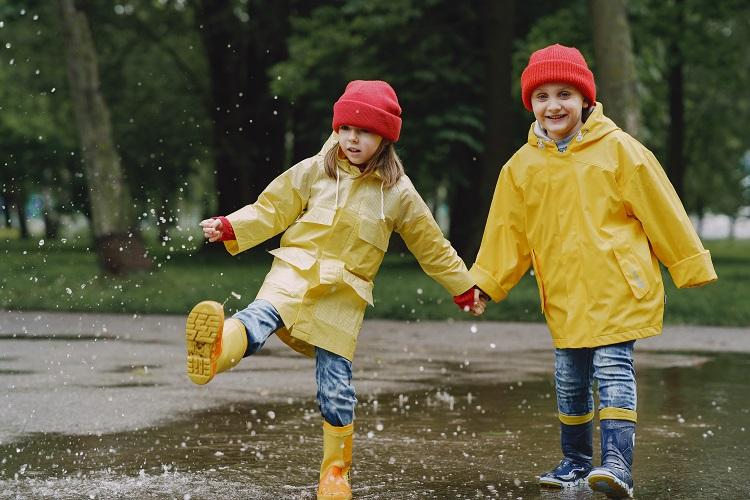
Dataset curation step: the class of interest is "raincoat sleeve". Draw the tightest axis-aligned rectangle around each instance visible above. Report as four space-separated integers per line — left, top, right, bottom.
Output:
395 185 474 296
223 160 314 255
470 161 532 302
621 145 717 288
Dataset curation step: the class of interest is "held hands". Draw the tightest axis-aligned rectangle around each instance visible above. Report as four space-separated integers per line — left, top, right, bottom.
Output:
453 287 488 316
200 218 223 242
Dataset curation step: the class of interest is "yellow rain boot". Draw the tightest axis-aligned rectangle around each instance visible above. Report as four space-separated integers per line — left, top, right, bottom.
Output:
317 421 354 500
185 300 248 385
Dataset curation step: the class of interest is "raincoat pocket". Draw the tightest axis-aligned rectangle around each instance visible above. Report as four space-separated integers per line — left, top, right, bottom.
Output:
358 218 389 252
612 245 651 299
342 269 374 306
530 250 546 314
298 206 335 226
268 247 316 270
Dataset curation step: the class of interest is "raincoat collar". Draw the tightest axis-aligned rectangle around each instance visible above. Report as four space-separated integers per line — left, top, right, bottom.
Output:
527 102 618 152
330 138 386 220
334 151 385 181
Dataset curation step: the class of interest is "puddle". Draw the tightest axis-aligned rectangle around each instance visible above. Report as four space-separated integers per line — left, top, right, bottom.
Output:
1 352 748 499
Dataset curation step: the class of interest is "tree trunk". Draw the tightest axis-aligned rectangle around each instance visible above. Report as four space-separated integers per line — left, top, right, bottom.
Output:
0 194 10 228
198 0 289 217
3 190 29 239
59 0 151 274
42 189 60 240
450 0 515 258
589 0 641 137
666 7 686 198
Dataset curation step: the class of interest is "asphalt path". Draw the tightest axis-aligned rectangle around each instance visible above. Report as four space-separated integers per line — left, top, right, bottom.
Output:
1 310 748 444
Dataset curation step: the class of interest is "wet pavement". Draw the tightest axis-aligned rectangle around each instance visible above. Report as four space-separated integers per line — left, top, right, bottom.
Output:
1 311 749 499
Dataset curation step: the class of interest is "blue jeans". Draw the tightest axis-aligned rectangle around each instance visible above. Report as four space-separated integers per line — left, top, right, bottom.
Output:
554 341 637 421
232 299 356 426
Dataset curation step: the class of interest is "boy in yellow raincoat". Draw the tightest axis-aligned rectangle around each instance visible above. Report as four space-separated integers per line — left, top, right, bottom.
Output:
185 80 484 500
470 44 717 498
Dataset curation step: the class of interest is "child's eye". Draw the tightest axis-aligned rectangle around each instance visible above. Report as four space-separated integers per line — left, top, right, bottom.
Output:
535 94 548 100
559 91 571 98
340 125 350 131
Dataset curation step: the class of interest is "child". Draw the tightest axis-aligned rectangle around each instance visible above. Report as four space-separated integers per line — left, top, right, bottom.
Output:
470 44 717 498
186 80 483 500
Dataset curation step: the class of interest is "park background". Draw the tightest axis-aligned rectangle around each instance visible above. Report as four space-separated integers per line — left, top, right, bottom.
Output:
1 2 750 499
1 0 749 325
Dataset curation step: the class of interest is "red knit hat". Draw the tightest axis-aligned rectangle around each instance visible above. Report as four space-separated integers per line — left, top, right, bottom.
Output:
332 80 402 142
520 44 596 111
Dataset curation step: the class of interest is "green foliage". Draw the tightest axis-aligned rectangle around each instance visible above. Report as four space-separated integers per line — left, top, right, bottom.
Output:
0 1 213 236
1 0 748 251
0 3 81 211
270 0 485 195
86 1 213 227
631 0 750 215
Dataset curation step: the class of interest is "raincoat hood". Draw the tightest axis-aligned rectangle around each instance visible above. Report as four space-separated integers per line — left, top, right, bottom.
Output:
528 103 617 151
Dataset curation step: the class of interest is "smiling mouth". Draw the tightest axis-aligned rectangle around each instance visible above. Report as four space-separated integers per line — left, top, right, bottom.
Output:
347 148 361 153
547 114 566 120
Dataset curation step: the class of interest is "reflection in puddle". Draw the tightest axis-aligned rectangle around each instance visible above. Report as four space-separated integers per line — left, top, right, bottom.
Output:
0 333 169 345
106 364 162 374
0 369 35 375
1 352 748 498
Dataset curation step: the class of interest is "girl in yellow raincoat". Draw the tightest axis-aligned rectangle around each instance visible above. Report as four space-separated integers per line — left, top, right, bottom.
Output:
470 45 717 498
185 80 483 500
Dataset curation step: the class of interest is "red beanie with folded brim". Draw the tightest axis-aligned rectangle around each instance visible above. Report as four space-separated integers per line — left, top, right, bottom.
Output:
521 44 596 112
332 80 402 142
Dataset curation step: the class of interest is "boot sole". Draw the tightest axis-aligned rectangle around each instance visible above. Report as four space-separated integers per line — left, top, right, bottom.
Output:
588 470 633 498
539 477 587 488
185 301 224 385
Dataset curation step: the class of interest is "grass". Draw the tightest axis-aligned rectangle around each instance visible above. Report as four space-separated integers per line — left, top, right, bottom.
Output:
1 236 748 326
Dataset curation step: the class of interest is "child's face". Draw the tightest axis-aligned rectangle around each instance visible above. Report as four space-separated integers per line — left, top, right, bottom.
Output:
530 83 589 141
338 125 383 165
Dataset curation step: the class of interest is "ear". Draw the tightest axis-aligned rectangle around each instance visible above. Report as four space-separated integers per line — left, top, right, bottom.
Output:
583 100 590 109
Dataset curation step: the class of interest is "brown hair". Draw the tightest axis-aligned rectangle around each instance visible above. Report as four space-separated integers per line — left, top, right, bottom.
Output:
324 141 405 188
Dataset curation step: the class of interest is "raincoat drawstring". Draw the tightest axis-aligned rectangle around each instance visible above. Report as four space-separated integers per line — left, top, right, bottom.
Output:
379 181 385 221
334 167 340 210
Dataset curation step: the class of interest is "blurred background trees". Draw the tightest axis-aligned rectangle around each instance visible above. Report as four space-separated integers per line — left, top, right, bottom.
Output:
1 0 748 274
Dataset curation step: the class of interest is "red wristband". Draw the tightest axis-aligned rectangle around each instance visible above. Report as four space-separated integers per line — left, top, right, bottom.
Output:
453 287 477 310
212 216 236 241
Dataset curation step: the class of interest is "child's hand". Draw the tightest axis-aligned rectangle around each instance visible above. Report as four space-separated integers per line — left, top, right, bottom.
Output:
200 218 223 242
453 287 488 316
471 289 488 316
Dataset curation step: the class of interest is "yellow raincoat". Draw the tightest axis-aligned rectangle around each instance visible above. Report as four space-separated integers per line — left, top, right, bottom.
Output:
471 104 717 348
224 134 473 360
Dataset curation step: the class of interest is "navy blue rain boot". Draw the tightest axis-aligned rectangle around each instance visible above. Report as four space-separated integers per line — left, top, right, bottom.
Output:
588 419 635 498
539 421 593 488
